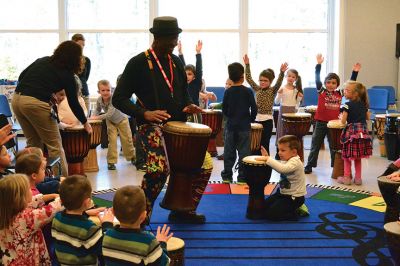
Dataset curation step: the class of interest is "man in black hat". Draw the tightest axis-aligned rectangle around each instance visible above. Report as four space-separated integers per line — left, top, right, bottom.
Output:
113 16 207 224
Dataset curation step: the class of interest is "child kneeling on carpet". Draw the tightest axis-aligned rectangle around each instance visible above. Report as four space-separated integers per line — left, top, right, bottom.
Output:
256 135 308 221
51 175 114 265
102 185 172 265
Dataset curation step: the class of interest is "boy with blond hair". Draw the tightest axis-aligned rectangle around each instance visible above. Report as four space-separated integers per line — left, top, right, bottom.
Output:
90 79 135 170
103 186 171 265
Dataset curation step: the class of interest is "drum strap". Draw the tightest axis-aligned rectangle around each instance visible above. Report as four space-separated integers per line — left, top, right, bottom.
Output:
144 49 161 109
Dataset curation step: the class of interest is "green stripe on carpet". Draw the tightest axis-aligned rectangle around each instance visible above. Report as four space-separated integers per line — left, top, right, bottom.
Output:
311 188 370 204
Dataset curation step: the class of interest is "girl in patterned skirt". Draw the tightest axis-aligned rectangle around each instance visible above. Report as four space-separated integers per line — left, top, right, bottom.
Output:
338 81 372 185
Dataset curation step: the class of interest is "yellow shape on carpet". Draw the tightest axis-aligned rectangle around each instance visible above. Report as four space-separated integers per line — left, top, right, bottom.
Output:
350 196 386 212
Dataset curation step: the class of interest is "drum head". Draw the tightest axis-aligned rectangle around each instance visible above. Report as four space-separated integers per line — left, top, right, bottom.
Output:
242 155 268 166
327 119 345 129
305 105 317 111
63 125 85 131
163 121 212 136
251 123 263 129
167 237 185 251
384 221 400 235
202 109 222 114
377 175 400 185
282 113 311 118
375 114 386 120
385 113 400 118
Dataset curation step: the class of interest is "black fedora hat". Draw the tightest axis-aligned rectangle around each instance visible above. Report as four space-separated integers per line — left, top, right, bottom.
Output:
149 16 182 35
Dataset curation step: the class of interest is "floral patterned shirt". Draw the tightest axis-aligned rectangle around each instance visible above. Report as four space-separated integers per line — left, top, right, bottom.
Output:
0 195 62 266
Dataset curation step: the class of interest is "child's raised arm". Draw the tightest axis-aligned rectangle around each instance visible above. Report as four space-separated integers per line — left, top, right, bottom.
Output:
315 54 324 92
243 54 260 91
350 62 361 81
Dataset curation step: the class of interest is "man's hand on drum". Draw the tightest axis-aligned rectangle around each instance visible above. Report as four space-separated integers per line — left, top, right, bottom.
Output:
182 104 202 114
387 172 400 182
0 124 16 146
255 146 269 162
144 110 171 123
83 122 93 134
156 224 173 243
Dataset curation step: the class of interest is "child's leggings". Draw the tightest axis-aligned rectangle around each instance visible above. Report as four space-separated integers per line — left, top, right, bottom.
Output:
343 158 361 179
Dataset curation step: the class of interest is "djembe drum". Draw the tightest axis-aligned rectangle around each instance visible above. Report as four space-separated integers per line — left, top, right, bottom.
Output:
328 120 345 179
242 156 272 219
384 113 400 160
250 123 263 154
304 105 317 126
160 122 211 211
167 237 185 266
201 109 223 157
273 106 279 130
60 126 90 175
377 175 400 223
383 221 400 264
281 113 311 162
84 119 102 172
375 114 387 157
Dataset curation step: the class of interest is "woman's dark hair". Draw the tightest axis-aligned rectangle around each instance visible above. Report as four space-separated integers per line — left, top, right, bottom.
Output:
51 41 83 74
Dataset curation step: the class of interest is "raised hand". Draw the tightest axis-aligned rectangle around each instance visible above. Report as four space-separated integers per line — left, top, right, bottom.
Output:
143 110 171 123
243 54 250 65
0 124 16 146
156 224 173 243
196 40 203 54
178 40 183 55
280 62 288 72
316 53 324 64
352 62 361 72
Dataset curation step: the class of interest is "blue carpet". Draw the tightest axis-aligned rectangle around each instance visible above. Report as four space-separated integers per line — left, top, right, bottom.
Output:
94 191 394 265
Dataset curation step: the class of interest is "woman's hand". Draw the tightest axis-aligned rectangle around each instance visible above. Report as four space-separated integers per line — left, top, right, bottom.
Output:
143 110 171 123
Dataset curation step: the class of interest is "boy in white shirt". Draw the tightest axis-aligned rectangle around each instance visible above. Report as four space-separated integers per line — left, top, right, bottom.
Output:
256 135 308 220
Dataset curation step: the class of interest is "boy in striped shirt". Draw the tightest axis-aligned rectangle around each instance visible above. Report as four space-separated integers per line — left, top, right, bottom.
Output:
51 175 114 265
102 186 172 265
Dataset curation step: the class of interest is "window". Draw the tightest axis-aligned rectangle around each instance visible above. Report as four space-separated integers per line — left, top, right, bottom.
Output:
0 0 333 92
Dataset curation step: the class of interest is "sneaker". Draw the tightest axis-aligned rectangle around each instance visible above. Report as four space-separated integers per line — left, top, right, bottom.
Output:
131 158 136 165
337 176 351 185
304 166 312 174
354 178 362 186
168 211 206 224
222 177 233 184
217 154 224 160
296 204 310 217
237 177 247 185
107 163 116 170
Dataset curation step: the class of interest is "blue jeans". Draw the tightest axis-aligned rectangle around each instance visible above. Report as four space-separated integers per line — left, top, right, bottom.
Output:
305 121 334 168
221 129 251 179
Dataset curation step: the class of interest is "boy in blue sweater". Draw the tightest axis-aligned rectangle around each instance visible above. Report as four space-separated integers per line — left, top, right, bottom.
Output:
103 186 172 265
221 62 257 183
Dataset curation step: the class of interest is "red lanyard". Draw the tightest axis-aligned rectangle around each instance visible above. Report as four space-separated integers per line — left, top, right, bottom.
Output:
149 48 174 97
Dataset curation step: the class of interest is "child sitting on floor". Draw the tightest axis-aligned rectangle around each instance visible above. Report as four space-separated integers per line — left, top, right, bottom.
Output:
51 175 114 265
0 174 63 265
0 145 13 178
102 185 172 265
256 135 308 221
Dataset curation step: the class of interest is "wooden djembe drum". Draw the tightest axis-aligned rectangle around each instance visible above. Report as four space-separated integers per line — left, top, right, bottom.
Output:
160 122 211 211
201 109 223 157
60 126 90 175
84 119 102 172
327 119 346 179
281 113 311 162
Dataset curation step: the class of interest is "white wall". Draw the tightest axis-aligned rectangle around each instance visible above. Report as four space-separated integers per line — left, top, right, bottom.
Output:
341 0 400 101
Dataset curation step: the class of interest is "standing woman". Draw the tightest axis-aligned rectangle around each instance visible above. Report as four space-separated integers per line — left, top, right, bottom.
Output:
11 41 92 176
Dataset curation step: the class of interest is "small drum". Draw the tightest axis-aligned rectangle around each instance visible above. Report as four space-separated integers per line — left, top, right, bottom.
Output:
84 119 103 172
60 126 90 175
327 119 345 151
160 122 212 211
281 113 311 162
242 156 272 220
375 114 387 157
201 109 223 157
384 222 400 264
250 123 263 154
384 113 400 160
167 237 185 266
327 120 346 179
378 176 400 223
